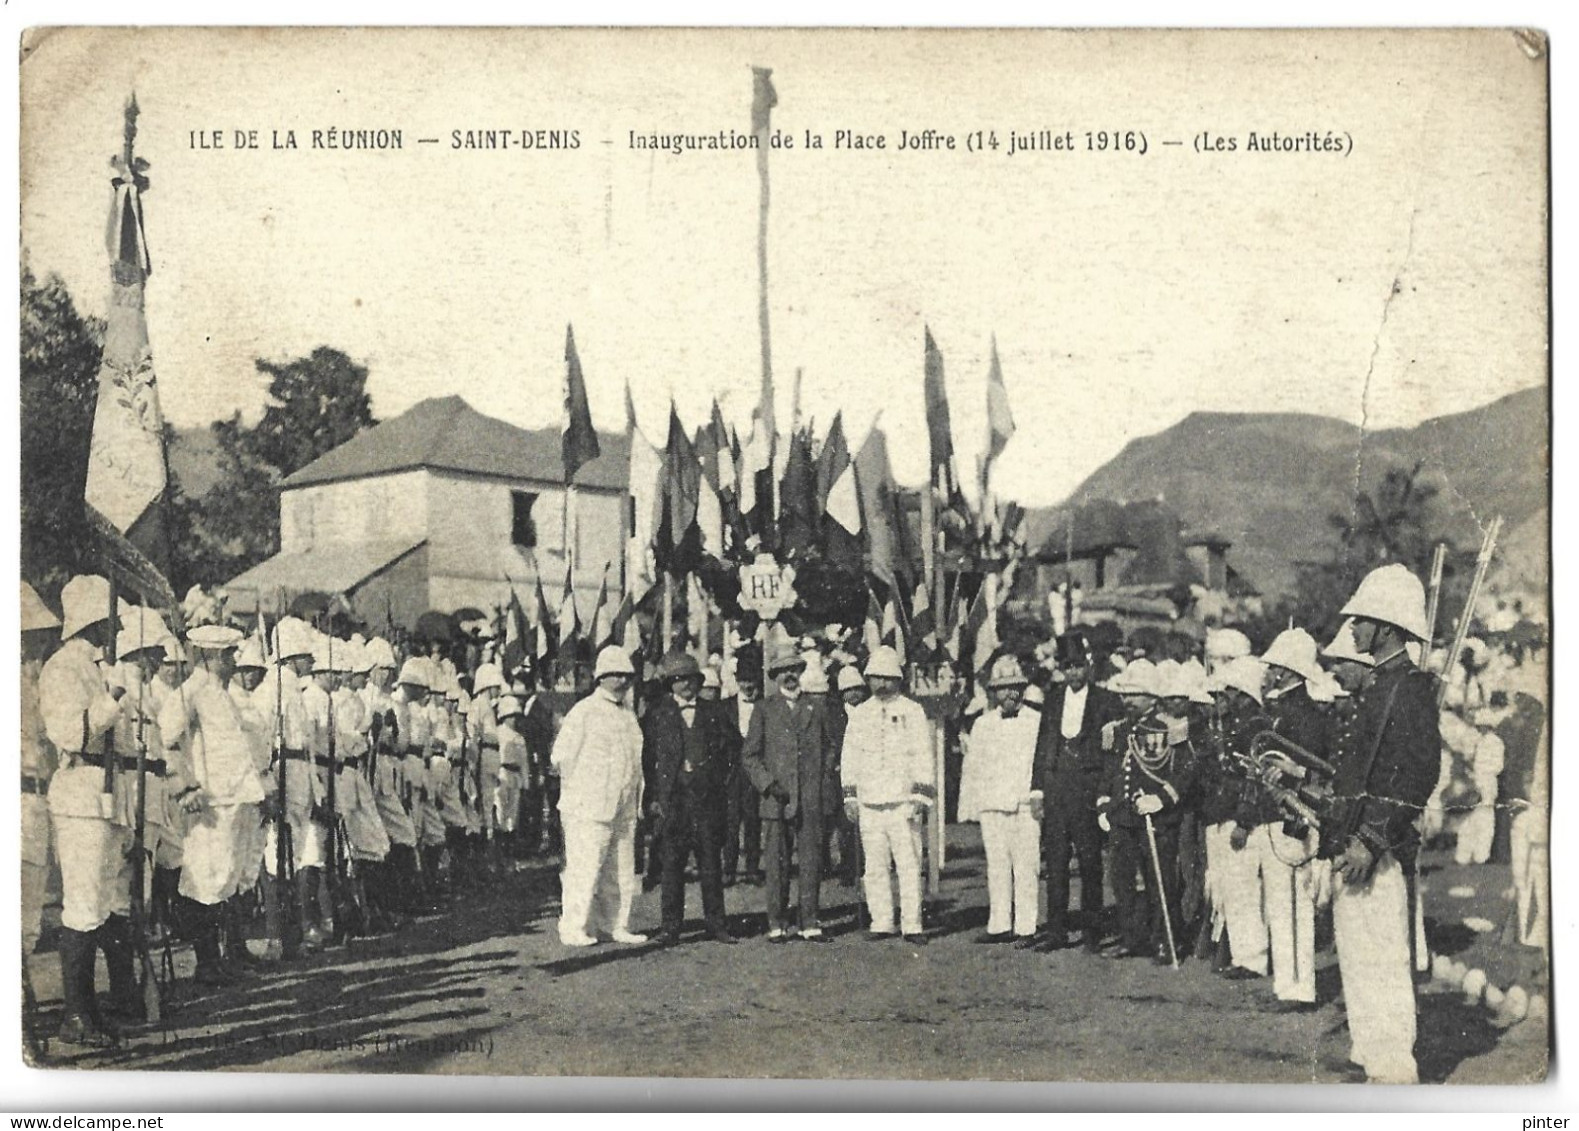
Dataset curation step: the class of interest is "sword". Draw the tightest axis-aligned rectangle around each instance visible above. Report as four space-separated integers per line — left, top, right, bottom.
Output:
1144 812 1179 969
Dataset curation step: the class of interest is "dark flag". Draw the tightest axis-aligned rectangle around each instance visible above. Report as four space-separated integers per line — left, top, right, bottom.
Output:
658 403 703 572
816 412 863 569
923 327 956 497
777 428 818 558
532 571 554 663
853 424 903 589
500 587 530 675
562 324 600 484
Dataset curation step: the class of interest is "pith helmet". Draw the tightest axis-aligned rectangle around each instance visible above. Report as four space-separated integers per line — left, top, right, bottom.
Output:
1340 563 1430 640
594 645 636 679
397 657 430 689
60 574 115 641
987 654 1029 689
473 661 505 693
1212 656 1267 704
1322 618 1375 668
836 665 867 692
864 645 904 680
1261 628 1325 684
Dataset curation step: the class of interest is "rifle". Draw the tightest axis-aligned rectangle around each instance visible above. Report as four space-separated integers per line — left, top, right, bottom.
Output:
128 645 162 1024
272 639 300 954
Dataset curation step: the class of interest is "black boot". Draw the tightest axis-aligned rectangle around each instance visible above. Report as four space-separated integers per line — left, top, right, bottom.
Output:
97 915 145 1028
223 899 260 972
56 928 113 1048
190 903 231 987
151 866 181 943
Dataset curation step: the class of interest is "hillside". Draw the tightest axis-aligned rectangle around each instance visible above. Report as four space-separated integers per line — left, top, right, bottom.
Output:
1028 386 1548 600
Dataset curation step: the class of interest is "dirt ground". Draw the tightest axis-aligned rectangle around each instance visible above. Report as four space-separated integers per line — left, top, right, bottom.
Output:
26 825 1547 1085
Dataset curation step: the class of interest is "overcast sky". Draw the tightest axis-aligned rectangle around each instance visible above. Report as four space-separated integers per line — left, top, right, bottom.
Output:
20 27 1547 505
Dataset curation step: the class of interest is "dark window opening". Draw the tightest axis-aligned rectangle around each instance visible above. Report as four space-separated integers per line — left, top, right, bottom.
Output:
512 491 539 549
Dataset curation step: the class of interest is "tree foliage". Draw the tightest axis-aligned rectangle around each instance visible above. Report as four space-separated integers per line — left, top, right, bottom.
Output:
173 348 377 587
20 267 103 600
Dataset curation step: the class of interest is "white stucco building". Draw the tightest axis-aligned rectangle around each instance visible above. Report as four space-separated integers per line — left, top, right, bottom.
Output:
226 395 629 628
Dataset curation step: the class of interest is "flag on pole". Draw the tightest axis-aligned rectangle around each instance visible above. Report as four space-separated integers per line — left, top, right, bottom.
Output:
923 327 954 496
910 579 937 656
881 595 907 668
500 586 530 674
777 428 818 558
609 590 642 658
561 324 600 484
966 582 1000 677
588 565 613 649
625 380 663 602
532 572 553 662
84 96 172 589
983 335 1015 469
660 402 701 558
557 561 580 646
853 423 902 588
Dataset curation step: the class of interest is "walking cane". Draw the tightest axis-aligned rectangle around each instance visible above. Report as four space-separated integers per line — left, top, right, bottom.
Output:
1144 812 1180 969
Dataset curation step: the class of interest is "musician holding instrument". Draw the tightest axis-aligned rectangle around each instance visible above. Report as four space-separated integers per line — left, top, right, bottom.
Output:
1323 563 1442 1084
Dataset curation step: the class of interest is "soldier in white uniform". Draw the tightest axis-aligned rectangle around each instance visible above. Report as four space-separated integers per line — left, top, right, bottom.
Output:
298 637 344 948
494 694 528 861
841 646 935 943
363 637 415 925
958 655 1043 943
157 624 267 985
334 639 391 932
232 635 282 961
392 657 439 911
469 662 505 873
552 646 647 947
41 575 129 1047
261 616 321 954
21 582 61 1054
148 635 190 940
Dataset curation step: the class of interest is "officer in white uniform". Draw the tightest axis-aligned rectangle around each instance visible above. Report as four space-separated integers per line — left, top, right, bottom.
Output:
958 655 1043 942
841 645 935 943
158 624 267 985
41 575 129 1047
552 645 647 947
261 616 321 954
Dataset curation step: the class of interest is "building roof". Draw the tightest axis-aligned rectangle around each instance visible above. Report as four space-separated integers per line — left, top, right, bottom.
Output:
224 538 428 600
281 395 630 492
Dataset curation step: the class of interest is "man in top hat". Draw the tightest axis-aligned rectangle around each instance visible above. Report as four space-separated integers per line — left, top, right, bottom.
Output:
643 651 739 945
743 641 840 941
1031 629 1125 952
722 650 764 887
552 645 648 947
158 623 268 983
21 582 62 1051
40 575 134 1046
959 655 1044 943
840 645 935 944
1319 564 1441 1083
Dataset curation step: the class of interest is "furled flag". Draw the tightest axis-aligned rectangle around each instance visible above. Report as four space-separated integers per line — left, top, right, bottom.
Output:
739 380 776 539
777 428 818 559
965 582 1000 678
922 327 955 496
910 580 938 657
84 96 174 600
609 590 643 659
562 324 600 484
531 571 553 662
624 380 664 602
881 593 907 669
556 561 580 648
500 586 531 675
983 335 1016 469
588 565 613 649
660 402 701 560
853 424 902 589
818 412 863 532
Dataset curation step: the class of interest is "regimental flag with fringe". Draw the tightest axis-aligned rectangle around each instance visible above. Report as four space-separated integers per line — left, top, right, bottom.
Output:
84 96 175 608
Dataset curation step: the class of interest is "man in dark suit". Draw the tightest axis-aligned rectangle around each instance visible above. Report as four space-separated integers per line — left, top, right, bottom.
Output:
643 652 738 945
742 642 838 941
721 651 763 886
1031 630 1125 952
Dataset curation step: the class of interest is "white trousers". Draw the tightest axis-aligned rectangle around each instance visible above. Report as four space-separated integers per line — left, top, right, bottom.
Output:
979 807 1041 936
559 816 639 941
180 803 260 905
1250 824 1317 1003
53 815 132 933
263 814 327 876
859 803 923 935
494 769 523 834
1208 821 1269 974
1332 853 1418 1083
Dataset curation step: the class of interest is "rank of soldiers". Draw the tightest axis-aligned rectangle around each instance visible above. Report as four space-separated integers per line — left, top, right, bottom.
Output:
20 563 1464 1083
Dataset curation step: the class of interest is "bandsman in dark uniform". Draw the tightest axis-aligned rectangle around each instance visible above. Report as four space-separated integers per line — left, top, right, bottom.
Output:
1322 564 1441 1084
